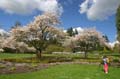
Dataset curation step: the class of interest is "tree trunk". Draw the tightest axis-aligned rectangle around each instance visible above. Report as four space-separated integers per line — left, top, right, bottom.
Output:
36 50 42 58
84 51 88 59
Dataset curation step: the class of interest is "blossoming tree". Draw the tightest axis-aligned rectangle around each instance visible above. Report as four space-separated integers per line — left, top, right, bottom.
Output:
11 13 65 58
65 28 109 58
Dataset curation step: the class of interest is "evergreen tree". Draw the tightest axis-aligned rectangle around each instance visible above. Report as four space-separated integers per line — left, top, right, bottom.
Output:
74 29 78 35
67 27 78 36
103 35 109 42
116 5 120 42
15 21 21 27
67 27 74 36
11 21 21 29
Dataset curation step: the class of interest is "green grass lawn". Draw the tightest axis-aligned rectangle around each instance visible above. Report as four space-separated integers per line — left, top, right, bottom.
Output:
0 64 119 79
0 53 35 59
0 53 101 59
0 53 119 64
0 53 119 59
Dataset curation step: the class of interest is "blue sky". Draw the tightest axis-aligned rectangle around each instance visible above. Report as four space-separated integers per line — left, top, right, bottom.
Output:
0 0 119 42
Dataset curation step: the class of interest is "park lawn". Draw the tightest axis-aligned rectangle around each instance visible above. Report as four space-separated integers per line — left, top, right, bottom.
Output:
0 52 101 59
0 64 119 79
0 53 35 59
0 53 101 60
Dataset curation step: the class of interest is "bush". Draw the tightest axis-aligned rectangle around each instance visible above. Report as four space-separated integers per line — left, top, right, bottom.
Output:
3 58 40 63
3 47 16 53
44 45 64 54
113 59 120 63
10 67 16 71
0 49 4 53
63 47 72 52
0 64 6 68
48 57 73 63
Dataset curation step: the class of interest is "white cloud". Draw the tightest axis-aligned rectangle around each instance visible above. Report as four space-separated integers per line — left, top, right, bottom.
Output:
0 0 63 15
79 0 89 14
0 29 9 36
63 30 67 33
73 27 84 33
79 0 120 20
109 40 119 47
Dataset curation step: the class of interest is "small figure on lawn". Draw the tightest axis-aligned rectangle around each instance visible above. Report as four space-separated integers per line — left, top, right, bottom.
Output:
102 56 109 74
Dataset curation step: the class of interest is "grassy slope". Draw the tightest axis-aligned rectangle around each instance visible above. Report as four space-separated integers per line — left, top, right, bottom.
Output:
0 64 119 79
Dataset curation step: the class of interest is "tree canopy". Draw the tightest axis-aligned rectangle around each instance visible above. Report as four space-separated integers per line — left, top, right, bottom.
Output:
11 13 66 58
116 5 120 42
64 28 109 58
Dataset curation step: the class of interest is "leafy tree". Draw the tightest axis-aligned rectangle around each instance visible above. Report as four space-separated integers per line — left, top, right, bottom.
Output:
11 21 22 29
103 35 109 43
67 27 78 37
113 43 120 53
116 5 120 42
71 28 107 58
67 27 74 36
74 29 78 35
11 13 65 58
15 21 21 27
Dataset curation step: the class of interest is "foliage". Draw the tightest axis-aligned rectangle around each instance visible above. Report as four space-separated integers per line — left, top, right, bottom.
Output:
103 35 109 42
0 64 6 68
10 67 16 71
0 53 35 59
67 27 74 36
2 41 36 53
116 5 120 42
67 27 78 36
68 28 108 58
63 47 72 52
113 58 120 63
0 29 9 49
11 21 22 29
11 13 66 58
44 45 64 54
113 43 120 53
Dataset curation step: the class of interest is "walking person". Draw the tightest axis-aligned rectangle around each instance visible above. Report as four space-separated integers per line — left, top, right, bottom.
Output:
102 56 109 74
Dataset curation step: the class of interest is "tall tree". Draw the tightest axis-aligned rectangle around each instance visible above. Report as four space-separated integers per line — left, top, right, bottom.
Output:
116 5 120 42
11 13 65 58
67 27 74 36
11 21 22 29
67 27 78 36
15 21 21 27
71 28 107 58
74 29 78 35
103 35 109 43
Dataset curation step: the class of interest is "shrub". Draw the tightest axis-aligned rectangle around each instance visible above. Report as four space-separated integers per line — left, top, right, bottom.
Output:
0 49 4 53
0 64 6 68
44 45 64 54
3 58 39 63
63 47 72 52
3 47 16 53
48 57 73 63
113 59 120 63
10 67 16 71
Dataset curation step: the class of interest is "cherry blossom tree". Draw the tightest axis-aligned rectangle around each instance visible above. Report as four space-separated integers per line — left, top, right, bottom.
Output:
11 13 65 58
64 28 109 58
0 29 9 52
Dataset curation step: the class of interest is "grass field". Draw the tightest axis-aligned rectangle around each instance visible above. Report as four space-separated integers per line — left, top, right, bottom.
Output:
0 53 119 63
0 53 100 59
0 53 119 59
0 64 119 79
